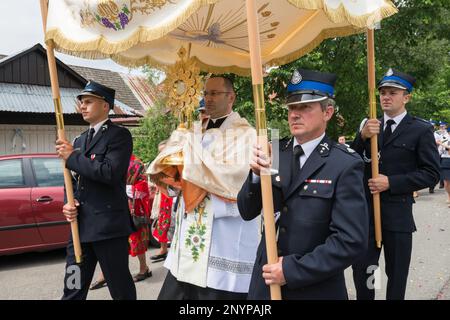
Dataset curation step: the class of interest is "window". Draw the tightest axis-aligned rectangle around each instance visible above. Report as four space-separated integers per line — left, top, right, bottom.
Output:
0 159 25 187
32 158 64 187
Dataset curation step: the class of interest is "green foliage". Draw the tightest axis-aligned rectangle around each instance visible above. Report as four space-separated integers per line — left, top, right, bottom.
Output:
130 99 178 164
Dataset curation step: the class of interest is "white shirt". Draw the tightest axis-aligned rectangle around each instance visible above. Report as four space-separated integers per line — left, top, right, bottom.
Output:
435 129 449 141
383 111 407 133
252 132 325 182
293 133 325 169
89 118 109 137
435 129 450 158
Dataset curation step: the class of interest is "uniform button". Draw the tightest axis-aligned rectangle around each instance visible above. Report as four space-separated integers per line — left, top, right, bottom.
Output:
80 201 84 205
283 206 288 213
80 187 84 191
313 190 318 194
280 227 287 233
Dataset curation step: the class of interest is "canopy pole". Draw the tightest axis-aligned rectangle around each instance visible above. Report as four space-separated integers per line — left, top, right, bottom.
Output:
245 0 281 300
367 28 382 249
39 0 83 263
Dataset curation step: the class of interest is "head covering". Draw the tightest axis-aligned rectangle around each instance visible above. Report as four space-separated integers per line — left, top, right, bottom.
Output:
127 155 146 185
286 69 337 105
77 80 115 109
439 121 447 127
196 98 205 112
377 68 416 92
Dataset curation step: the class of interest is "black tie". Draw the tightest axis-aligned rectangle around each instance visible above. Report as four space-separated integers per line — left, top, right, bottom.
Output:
291 145 304 182
383 119 395 145
86 128 95 148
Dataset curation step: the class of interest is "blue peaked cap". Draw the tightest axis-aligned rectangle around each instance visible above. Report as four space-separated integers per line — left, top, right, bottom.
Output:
378 68 416 93
196 98 205 112
287 69 337 105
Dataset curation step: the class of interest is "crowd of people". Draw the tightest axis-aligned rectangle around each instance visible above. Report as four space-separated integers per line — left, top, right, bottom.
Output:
55 66 444 300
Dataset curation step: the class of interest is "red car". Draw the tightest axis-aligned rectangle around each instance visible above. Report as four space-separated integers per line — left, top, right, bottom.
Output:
0 154 161 256
0 154 69 255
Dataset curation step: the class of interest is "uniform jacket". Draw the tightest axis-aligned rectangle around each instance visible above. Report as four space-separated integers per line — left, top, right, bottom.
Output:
351 114 440 232
66 119 135 243
237 135 368 300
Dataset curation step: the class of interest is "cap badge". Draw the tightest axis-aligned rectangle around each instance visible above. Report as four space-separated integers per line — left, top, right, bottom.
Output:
386 68 394 76
90 154 96 160
291 70 302 85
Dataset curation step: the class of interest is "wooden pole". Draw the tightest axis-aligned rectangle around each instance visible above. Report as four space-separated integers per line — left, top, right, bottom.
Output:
245 0 281 300
40 0 83 263
367 28 382 249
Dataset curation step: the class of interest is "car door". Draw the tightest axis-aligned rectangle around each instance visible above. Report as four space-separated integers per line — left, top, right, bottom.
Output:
0 158 42 254
30 157 69 244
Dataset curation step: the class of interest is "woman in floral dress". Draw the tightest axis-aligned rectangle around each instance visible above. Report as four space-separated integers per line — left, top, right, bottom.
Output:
150 192 173 261
127 154 153 281
150 140 173 261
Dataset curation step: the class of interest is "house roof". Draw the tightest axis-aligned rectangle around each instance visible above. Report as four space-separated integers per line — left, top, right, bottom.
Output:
0 44 87 87
69 65 146 113
0 83 138 116
121 74 163 110
1 44 158 116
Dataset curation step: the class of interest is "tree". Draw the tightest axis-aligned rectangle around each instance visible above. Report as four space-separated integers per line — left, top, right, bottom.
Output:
131 98 178 164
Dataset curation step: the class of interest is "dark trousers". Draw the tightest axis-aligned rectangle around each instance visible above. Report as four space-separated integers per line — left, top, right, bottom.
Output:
62 236 136 300
158 271 247 300
352 229 412 300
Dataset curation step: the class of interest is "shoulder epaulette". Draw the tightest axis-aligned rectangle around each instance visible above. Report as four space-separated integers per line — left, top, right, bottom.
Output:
413 116 432 125
333 142 359 157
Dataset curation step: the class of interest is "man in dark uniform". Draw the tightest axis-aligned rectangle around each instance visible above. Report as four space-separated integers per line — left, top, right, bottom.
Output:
351 69 440 300
56 81 136 300
237 69 369 300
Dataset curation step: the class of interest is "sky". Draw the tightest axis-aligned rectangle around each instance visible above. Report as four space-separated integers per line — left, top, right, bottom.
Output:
0 0 144 75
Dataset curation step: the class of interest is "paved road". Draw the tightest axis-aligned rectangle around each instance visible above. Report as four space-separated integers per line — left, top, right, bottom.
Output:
345 187 450 300
1 188 449 300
